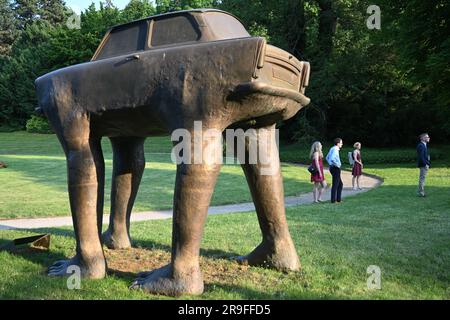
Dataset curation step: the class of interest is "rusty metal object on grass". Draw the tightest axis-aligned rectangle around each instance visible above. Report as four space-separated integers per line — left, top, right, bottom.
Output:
0 234 50 252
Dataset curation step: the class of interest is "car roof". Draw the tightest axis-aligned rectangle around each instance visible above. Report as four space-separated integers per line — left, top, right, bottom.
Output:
108 8 244 31
92 8 249 61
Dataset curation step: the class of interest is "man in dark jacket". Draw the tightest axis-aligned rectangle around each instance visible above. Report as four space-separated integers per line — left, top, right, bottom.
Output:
417 133 431 197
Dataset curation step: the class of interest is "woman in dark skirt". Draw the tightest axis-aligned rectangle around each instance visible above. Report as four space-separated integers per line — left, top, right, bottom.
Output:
352 142 363 190
309 141 327 202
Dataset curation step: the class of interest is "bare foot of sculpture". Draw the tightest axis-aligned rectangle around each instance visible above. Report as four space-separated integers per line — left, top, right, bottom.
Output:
129 148 222 296
43 114 107 280
48 254 106 279
236 125 300 272
130 263 203 296
102 137 145 250
236 239 300 272
102 228 132 249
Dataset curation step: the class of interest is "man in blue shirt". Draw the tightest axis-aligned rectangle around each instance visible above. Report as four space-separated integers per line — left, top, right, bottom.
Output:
326 138 344 203
417 133 431 197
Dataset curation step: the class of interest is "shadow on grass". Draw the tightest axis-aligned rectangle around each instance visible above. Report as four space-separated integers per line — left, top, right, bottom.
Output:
133 238 243 259
1 227 242 278
285 184 450 294
203 283 342 299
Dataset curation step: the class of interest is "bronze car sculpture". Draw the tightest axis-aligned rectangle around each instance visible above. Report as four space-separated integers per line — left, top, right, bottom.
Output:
35 9 310 296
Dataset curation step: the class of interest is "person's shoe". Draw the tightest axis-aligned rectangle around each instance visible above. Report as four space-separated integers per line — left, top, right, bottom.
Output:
352 187 357 191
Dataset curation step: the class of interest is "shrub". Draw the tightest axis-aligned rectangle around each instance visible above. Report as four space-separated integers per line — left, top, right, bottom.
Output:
0 123 20 132
280 143 444 165
25 115 54 134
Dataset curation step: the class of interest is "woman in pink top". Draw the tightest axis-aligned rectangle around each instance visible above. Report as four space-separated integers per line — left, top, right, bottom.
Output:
309 141 327 203
352 142 363 190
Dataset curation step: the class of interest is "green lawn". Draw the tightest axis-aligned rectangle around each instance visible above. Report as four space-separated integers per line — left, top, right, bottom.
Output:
0 163 449 299
0 132 312 218
0 132 449 299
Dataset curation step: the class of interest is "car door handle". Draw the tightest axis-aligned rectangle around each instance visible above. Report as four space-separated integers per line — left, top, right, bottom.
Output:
125 54 140 61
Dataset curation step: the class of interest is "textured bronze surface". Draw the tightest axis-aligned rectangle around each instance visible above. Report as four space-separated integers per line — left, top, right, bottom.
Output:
35 9 310 296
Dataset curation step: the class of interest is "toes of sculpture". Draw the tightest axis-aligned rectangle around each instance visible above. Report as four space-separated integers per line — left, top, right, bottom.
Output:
130 264 204 297
48 259 73 276
235 241 300 272
102 229 132 250
47 255 106 279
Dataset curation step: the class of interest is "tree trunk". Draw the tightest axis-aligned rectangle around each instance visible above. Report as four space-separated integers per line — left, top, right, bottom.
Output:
284 0 306 59
317 0 336 58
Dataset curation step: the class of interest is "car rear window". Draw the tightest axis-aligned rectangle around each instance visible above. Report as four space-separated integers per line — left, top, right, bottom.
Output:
150 14 200 47
96 20 148 60
203 12 250 40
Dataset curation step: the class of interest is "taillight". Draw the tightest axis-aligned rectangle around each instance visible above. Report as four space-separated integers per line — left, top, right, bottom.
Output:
300 62 310 94
253 38 267 78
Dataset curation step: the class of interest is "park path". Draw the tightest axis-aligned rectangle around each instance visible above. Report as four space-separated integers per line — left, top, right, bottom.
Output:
0 167 382 230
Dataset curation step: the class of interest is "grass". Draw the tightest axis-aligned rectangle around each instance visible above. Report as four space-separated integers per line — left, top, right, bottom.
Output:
0 132 312 218
0 131 449 299
0 164 449 299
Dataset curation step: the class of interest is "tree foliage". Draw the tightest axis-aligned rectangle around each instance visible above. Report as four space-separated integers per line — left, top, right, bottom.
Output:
0 0 448 146
0 0 18 56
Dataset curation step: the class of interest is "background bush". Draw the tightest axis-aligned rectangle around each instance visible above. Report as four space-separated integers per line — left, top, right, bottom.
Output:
280 142 444 165
25 115 53 134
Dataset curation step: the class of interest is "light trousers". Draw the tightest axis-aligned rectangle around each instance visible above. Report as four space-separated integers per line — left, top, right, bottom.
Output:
418 166 428 196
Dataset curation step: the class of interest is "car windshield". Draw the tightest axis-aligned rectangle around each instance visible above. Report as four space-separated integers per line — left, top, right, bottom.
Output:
95 20 148 60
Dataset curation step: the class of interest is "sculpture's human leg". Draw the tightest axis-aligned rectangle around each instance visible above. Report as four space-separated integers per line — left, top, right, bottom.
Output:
92 138 105 242
103 137 145 249
236 125 300 272
131 131 222 296
48 112 106 279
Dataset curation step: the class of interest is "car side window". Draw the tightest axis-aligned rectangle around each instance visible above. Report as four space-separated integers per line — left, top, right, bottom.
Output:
150 15 200 47
96 20 148 60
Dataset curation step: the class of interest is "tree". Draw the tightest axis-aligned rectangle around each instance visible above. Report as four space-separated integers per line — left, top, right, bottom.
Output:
81 2 121 37
12 0 39 28
0 0 18 56
121 0 155 22
155 0 218 14
317 0 336 59
39 0 68 25
12 0 68 28
377 0 450 136
0 0 448 145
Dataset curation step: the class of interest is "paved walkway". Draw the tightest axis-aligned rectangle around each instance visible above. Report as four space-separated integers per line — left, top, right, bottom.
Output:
0 167 382 230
